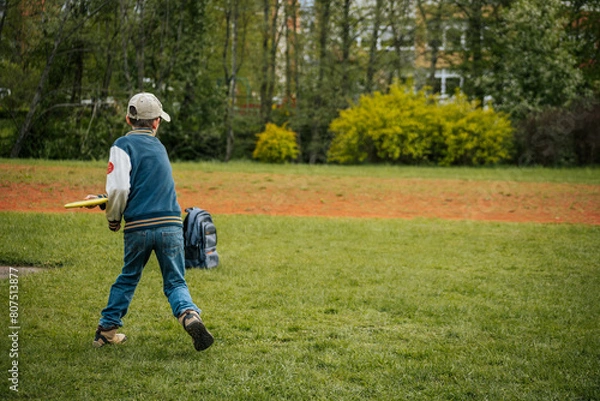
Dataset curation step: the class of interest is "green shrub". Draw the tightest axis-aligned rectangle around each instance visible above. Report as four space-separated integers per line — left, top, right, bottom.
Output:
253 123 299 163
327 84 514 166
328 86 436 164
515 99 600 166
436 93 514 166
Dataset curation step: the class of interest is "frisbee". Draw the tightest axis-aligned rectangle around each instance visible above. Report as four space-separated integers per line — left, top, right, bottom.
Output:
64 198 108 209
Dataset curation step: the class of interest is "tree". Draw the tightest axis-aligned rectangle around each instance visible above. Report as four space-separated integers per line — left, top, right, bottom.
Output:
338 0 360 98
485 0 583 118
563 0 600 93
447 0 514 103
416 0 454 90
159 1 227 161
10 0 110 158
0 0 7 42
283 0 299 105
2 0 595 164
221 0 254 162
259 0 284 124
450 0 484 102
365 0 383 93
385 0 416 87
306 0 333 164
225 0 240 162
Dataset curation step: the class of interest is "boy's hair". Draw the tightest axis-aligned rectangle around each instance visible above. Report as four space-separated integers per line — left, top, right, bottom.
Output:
128 106 157 128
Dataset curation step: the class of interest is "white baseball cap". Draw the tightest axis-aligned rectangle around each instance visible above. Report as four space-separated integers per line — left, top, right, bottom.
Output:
127 92 171 122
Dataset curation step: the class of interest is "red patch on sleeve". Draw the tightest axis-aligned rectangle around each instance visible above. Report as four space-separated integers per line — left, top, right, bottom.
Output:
107 162 114 175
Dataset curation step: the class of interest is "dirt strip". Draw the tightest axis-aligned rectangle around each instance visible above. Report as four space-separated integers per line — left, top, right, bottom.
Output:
1 171 599 224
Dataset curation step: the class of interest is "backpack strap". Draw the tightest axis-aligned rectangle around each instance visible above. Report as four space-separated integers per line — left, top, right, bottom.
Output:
184 207 201 247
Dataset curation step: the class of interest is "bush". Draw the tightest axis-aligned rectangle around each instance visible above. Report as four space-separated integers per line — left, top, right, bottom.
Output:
252 123 299 163
327 86 436 164
327 84 514 166
515 99 600 166
436 93 514 166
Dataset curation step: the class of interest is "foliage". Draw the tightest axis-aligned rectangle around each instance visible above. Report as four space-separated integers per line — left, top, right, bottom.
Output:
0 0 227 160
328 85 434 164
327 84 514 166
252 123 299 163
563 0 600 94
515 98 600 166
160 76 227 161
436 93 514 166
485 0 584 119
1 0 598 164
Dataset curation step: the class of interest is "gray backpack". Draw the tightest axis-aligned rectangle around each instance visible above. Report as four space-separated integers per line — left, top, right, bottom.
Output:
183 207 219 269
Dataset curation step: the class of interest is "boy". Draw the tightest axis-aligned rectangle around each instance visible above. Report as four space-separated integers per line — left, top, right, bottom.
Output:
88 92 213 351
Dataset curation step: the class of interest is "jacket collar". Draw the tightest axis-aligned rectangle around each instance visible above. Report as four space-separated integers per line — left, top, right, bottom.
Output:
126 128 155 136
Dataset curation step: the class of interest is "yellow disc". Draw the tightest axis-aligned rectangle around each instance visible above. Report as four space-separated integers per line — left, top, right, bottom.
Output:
64 198 108 209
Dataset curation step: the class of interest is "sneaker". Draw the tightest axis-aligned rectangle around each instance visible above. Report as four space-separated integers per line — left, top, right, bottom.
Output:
178 310 214 351
93 326 127 348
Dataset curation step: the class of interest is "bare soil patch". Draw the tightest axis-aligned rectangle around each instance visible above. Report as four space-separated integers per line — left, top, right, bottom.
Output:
1 163 599 224
0 266 46 280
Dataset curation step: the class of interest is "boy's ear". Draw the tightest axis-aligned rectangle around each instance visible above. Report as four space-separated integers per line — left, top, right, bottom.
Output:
125 115 132 125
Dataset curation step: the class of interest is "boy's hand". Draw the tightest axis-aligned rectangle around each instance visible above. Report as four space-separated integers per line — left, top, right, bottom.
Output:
84 194 107 210
84 194 99 208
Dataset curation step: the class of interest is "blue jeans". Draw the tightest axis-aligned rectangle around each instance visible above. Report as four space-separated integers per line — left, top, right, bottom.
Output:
99 226 200 329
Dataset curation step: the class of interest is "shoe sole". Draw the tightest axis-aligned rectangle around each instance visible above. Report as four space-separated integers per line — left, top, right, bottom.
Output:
185 320 214 351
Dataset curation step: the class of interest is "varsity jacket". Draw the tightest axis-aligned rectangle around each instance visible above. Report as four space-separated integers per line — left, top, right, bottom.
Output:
105 128 182 233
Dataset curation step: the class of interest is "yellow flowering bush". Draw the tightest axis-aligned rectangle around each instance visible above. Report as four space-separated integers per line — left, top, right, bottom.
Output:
327 84 514 166
253 123 299 163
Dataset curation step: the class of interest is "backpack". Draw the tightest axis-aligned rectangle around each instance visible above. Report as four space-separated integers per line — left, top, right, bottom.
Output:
183 207 219 269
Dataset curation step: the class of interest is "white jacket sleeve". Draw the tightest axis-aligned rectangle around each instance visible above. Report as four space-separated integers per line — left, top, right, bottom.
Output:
105 146 131 223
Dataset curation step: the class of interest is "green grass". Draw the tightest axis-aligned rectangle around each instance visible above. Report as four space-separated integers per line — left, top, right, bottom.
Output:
1 212 599 400
175 161 600 184
3 157 600 185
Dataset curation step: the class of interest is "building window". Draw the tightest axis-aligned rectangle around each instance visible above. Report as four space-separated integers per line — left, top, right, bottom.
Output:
444 26 464 51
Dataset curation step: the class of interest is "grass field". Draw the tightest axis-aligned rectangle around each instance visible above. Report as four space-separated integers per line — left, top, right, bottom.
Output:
2 157 600 184
0 162 599 400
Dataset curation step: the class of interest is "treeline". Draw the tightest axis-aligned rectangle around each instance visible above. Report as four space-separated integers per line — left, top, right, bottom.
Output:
0 0 598 165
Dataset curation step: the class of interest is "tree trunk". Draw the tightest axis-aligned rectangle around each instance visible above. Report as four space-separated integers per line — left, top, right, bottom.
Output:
156 0 187 95
135 0 145 91
0 0 9 43
99 5 119 99
290 0 302 161
365 0 383 93
340 0 352 97
70 38 84 104
259 0 282 124
285 2 291 103
309 0 331 164
11 0 72 158
266 0 283 122
468 1 485 104
260 0 271 123
120 0 133 94
291 0 300 102
225 0 239 162
454 0 492 103
389 0 404 85
101 29 116 99
418 0 444 90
